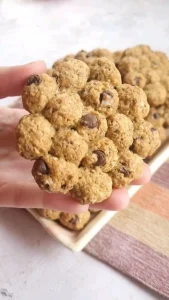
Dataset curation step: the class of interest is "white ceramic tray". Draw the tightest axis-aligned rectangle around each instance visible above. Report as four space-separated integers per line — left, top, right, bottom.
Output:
27 140 169 252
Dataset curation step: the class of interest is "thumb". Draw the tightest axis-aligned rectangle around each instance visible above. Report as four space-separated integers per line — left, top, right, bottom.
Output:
0 61 47 99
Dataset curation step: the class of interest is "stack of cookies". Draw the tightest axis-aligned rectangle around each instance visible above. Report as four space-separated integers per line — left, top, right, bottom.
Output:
16 45 165 231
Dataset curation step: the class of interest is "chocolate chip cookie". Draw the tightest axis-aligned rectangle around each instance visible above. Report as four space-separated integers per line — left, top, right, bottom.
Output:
16 56 161 205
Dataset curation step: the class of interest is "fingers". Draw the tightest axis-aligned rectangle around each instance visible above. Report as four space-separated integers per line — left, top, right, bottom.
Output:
0 107 28 129
90 188 129 211
131 163 151 185
0 181 89 213
0 61 46 99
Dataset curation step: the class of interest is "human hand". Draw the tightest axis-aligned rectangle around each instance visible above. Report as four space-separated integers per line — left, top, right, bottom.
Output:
0 61 151 213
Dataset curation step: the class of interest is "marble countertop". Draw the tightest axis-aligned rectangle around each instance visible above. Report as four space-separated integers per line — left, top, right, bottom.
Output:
0 0 168 299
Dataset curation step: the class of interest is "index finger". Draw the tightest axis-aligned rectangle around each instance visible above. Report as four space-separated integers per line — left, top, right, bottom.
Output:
0 61 47 99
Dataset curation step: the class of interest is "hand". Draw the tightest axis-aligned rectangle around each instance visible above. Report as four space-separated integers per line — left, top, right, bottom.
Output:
0 61 151 213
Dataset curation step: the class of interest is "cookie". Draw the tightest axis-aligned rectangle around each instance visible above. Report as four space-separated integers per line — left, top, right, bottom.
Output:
38 209 61 220
142 69 160 84
115 45 169 113
75 50 94 65
59 211 91 230
88 48 113 60
131 120 161 158
43 92 83 129
123 71 146 88
16 52 161 206
116 84 150 120
81 137 118 172
52 59 90 91
89 57 122 86
16 114 55 160
109 150 143 188
106 113 133 151
22 73 58 113
76 107 108 142
122 44 152 57
70 168 112 204
117 56 140 76
146 106 165 127
80 80 119 117
144 83 167 106
52 54 75 69
32 155 78 193
51 128 88 165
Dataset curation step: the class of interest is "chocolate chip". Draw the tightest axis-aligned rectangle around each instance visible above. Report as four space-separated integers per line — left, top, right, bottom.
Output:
93 150 106 166
61 184 66 190
129 144 134 151
44 184 50 190
153 113 160 119
100 90 114 107
143 157 150 164
119 166 130 177
151 127 157 132
69 215 79 225
134 77 141 86
34 158 49 175
27 75 41 86
80 114 98 129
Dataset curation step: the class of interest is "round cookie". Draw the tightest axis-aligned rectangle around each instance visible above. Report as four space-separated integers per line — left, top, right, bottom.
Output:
32 155 78 193
70 168 112 204
88 48 113 60
142 69 160 84
123 71 146 88
146 106 165 127
43 92 83 129
22 73 58 113
138 55 151 70
81 137 118 172
109 150 143 188
76 107 108 142
117 56 140 76
116 84 150 120
89 57 122 86
16 114 55 160
131 120 161 158
59 211 91 231
75 50 95 65
38 209 61 220
52 54 75 69
122 45 151 57
106 113 133 151
51 128 88 165
80 80 119 117
52 59 90 91
144 83 167 106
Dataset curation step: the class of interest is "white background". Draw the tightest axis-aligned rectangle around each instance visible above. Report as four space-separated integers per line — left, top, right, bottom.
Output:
0 0 168 299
